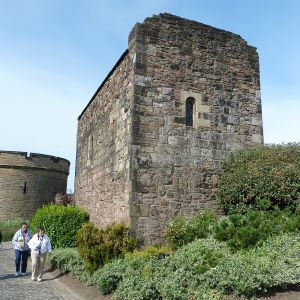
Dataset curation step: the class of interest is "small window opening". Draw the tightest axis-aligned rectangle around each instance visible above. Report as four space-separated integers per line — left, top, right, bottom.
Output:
23 182 27 194
186 97 195 126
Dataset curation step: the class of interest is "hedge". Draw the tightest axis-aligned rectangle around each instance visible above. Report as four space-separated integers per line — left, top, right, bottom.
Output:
30 204 89 248
216 143 300 213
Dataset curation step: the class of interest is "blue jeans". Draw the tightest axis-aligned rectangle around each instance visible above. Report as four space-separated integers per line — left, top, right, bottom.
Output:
15 249 29 273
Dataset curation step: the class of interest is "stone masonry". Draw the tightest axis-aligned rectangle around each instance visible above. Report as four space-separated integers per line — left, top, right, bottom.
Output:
75 13 263 245
0 151 70 220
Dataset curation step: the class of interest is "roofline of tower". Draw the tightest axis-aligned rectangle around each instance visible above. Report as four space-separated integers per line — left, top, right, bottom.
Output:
0 150 70 166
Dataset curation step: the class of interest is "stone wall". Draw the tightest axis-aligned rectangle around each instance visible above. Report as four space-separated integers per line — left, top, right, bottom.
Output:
129 14 263 244
75 13 263 245
0 151 70 220
75 51 134 227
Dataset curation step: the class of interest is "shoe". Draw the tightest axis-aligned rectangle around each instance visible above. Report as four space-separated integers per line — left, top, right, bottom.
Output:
21 272 26 276
31 276 37 281
37 278 42 282
15 272 20 277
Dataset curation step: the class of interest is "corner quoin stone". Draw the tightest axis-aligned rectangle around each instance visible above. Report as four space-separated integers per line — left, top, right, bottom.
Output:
75 13 264 245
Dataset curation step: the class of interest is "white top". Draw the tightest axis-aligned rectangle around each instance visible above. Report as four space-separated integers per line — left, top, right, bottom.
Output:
28 233 52 254
12 229 32 251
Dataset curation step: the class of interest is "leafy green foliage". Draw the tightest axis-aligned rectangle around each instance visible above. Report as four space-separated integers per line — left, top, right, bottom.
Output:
125 245 173 259
48 248 94 285
49 230 300 299
214 208 300 250
206 233 300 297
94 233 300 299
217 144 300 213
94 257 148 295
166 207 300 251
77 222 138 273
94 238 229 299
30 204 89 248
166 210 217 248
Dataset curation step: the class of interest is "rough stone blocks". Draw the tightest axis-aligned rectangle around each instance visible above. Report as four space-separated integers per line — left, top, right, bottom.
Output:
75 13 263 245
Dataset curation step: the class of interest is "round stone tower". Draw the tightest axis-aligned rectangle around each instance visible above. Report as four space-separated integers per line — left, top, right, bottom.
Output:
0 151 70 220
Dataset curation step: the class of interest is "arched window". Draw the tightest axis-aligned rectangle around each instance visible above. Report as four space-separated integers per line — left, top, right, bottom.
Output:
186 97 195 126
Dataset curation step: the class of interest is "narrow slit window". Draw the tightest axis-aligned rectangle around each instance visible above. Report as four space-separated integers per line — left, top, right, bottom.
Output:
186 97 195 126
23 182 27 194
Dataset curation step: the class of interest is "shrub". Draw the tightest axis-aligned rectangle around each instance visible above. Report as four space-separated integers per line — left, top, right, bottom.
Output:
113 277 162 300
217 143 300 213
125 245 173 259
96 233 300 299
49 248 94 285
77 222 137 273
94 238 229 299
94 256 149 295
30 204 89 248
206 233 300 297
166 210 217 248
214 209 300 250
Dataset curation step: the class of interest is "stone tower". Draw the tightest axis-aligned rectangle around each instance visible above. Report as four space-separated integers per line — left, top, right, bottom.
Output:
75 13 263 244
0 151 70 220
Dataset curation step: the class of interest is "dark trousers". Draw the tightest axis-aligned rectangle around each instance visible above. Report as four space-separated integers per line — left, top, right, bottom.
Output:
15 249 29 273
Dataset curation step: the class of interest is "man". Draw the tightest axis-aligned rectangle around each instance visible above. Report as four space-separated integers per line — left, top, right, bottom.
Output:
12 222 32 276
28 226 51 282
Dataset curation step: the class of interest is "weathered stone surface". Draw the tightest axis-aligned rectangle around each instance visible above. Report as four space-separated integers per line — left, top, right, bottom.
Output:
75 13 263 245
0 151 69 220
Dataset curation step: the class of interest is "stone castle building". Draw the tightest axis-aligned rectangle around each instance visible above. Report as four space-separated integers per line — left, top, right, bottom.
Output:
75 13 263 244
0 151 70 220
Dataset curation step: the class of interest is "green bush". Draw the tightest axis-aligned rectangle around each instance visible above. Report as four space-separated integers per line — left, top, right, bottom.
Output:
77 222 138 273
216 144 300 213
94 256 149 295
95 233 300 299
125 245 173 259
206 233 300 297
214 208 300 250
166 210 217 248
30 204 89 248
94 238 229 299
49 248 94 285
165 204 300 251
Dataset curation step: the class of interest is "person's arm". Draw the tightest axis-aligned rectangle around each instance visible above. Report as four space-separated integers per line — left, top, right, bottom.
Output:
12 230 19 247
47 237 52 253
28 234 37 250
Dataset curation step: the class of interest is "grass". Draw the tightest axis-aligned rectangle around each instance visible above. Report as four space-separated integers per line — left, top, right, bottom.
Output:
0 218 29 242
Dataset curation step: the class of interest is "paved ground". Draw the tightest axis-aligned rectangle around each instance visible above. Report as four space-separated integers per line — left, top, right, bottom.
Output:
0 242 107 300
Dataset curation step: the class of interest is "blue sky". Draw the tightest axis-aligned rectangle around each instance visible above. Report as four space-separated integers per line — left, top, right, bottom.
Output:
0 0 299 190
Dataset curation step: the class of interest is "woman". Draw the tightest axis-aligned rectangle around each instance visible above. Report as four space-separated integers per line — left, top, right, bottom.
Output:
28 226 51 282
12 222 32 276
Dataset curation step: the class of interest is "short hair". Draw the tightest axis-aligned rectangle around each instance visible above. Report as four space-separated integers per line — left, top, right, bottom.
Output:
38 226 45 232
21 222 27 227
